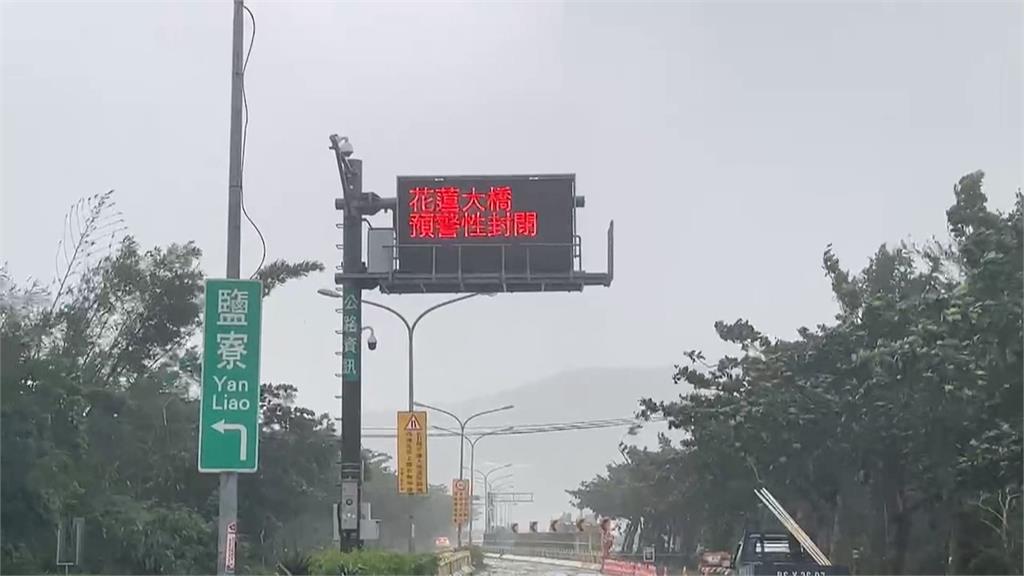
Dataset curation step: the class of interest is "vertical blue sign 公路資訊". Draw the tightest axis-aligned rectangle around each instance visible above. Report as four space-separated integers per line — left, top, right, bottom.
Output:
199 279 263 473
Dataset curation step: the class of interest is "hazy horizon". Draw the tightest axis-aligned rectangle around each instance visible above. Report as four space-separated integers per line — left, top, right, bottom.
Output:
4 0 1020 534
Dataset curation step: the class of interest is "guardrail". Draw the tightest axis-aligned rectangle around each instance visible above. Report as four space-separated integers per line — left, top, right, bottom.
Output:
483 546 695 576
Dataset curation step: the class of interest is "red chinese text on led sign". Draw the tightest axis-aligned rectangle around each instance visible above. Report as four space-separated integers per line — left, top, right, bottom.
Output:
407 186 539 240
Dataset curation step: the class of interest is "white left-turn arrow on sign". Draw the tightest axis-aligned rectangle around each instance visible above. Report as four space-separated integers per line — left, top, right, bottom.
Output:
212 420 248 461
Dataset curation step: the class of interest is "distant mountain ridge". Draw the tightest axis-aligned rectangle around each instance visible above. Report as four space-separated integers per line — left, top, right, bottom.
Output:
360 365 688 527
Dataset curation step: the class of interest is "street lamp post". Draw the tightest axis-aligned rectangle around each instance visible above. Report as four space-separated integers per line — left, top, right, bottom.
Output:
487 479 514 532
415 402 514 547
472 467 512 533
318 289 489 408
488 479 515 531
439 426 513 543
318 289 490 553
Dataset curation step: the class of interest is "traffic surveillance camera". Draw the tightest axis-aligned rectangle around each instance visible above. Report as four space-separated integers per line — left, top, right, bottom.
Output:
367 334 378 351
335 136 354 157
328 134 355 157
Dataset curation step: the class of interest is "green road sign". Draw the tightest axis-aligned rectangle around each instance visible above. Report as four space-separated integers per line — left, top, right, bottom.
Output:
199 279 263 473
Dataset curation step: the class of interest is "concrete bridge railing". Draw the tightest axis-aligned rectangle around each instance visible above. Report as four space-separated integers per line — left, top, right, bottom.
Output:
480 541 602 565
436 549 473 576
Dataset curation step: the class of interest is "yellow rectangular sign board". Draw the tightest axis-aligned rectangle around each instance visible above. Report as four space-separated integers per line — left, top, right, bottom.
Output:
397 411 428 494
452 478 470 525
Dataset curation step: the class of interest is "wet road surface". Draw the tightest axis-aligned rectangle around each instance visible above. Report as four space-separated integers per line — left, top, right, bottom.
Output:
477 556 602 576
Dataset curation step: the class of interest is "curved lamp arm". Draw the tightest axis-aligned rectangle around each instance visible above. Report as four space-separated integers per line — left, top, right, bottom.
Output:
465 405 515 427
415 401 464 429
411 293 488 333
362 299 412 333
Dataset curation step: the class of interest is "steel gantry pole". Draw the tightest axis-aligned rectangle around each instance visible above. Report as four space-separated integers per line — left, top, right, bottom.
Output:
329 134 364 552
415 403 513 547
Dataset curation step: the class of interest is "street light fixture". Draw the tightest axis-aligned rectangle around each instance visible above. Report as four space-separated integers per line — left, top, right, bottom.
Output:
318 288 493 410
414 402 514 547
486 478 516 530
440 425 514 543
471 469 514 491
471 464 513 535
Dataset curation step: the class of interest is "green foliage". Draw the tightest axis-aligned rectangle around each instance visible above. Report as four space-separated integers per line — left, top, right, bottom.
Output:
308 549 438 575
1 206 458 573
572 172 1023 575
360 450 455 551
277 549 314 575
255 259 326 296
86 495 216 574
0 211 352 574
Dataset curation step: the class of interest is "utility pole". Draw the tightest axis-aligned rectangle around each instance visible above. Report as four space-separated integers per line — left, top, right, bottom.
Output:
218 1 244 574
330 136 363 552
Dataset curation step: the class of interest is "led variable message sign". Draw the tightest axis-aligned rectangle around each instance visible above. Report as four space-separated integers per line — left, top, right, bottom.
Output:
394 175 575 276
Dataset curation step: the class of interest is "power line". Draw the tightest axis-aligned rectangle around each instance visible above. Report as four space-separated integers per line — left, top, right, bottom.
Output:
361 416 657 432
239 3 266 280
357 416 664 439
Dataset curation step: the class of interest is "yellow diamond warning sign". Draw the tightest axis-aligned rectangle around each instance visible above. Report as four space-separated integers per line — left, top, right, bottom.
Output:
397 411 428 494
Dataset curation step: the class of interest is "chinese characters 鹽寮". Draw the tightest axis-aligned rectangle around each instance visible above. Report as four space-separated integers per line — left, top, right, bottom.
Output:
216 288 250 370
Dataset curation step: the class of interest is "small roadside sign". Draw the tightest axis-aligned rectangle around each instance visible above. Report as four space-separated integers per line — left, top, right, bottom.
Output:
397 411 428 494
226 521 238 572
643 545 655 563
198 279 263 473
452 479 470 525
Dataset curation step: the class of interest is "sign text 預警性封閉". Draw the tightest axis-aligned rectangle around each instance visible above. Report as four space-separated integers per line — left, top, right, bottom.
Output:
395 175 575 276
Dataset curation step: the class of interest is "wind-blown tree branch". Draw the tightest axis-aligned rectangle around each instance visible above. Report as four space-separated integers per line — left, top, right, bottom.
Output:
2 225 330 573
255 259 326 296
51 190 127 313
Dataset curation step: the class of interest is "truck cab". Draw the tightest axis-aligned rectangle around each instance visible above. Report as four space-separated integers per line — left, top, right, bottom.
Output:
731 531 849 576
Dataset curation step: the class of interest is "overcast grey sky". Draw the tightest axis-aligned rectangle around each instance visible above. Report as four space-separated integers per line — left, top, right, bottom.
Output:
3 1 1021 424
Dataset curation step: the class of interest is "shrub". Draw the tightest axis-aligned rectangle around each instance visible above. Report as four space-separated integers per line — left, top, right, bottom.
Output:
278 549 314 575
309 549 438 575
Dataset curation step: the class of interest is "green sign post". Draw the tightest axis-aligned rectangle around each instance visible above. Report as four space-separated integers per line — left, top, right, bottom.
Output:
199 279 263 473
